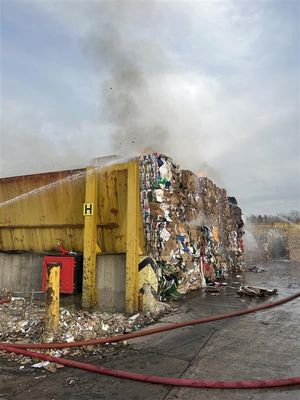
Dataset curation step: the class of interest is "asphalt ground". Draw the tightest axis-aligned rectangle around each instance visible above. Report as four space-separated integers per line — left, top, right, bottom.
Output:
1 260 299 400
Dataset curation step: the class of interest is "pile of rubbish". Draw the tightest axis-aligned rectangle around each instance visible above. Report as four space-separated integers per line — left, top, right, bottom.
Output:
0 295 171 346
139 153 244 299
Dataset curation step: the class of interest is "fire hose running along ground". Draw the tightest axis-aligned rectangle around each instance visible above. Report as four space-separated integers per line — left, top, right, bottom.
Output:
1 343 300 389
1 291 300 389
3 290 300 349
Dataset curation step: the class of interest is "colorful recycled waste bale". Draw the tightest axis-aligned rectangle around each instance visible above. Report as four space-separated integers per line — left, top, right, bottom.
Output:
139 153 244 300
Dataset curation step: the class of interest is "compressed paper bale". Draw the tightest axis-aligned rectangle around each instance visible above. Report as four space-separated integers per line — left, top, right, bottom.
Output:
169 214 181 224
175 222 188 235
184 259 195 270
164 222 176 233
160 238 178 257
169 194 181 207
198 178 207 195
188 228 199 242
181 170 200 192
149 202 163 217
163 191 172 201
196 197 204 210
160 255 173 263
180 170 192 188
185 208 198 223
139 153 244 296
203 263 216 279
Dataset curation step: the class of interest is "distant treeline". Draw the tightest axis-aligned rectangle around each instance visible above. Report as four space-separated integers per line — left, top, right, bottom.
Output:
247 210 300 224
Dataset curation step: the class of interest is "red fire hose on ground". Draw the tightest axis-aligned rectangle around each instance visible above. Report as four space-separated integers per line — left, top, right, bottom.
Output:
1 291 300 389
1 343 299 389
4 290 300 350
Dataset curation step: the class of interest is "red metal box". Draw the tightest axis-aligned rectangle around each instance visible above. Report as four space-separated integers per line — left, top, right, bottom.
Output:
42 256 75 294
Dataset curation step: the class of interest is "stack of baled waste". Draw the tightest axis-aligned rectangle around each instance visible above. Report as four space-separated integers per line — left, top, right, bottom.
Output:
139 153 244 299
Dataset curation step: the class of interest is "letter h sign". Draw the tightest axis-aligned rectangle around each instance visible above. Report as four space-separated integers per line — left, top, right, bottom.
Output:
83 203 93 216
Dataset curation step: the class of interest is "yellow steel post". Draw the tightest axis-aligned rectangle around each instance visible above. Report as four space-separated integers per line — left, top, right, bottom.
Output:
125 161 140 313
45 262 60 333
138 256 159 312
82 167 99 309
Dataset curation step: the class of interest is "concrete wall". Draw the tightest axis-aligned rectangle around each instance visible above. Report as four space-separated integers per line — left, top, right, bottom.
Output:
0 252 127 312
95 254 126 312
0 253 43 294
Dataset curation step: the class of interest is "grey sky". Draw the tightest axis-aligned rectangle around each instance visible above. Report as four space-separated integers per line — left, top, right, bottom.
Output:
0 0 299 215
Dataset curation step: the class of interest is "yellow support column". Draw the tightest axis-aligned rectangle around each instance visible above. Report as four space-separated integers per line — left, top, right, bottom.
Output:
82 167 99 309
126 161 140 313
45 262 60 333
138 256 159 312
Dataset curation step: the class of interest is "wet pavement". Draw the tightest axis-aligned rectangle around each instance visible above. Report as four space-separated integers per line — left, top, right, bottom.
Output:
1 261 300 399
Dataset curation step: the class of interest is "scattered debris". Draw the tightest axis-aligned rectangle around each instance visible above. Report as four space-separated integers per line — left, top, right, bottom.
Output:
205 287 220 294
65 377 79 386
0 297 176 351
247 265 265 273
237 285 278 297
32 361 64 373
32 361 51 369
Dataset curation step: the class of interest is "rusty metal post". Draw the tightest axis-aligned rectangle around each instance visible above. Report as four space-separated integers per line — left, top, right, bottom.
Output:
45 262 61 333
82 167 99 309
125 161 140 313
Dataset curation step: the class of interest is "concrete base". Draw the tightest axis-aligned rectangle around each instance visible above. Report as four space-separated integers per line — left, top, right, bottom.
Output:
0 252 127 312
0 253 43 294
95 254 126 312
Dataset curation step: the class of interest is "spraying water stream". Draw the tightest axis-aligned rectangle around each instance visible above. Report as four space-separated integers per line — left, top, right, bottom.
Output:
0 170 87 209
0 155 135 209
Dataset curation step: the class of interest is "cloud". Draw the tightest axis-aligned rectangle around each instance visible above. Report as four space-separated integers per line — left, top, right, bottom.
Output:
1 0 299 215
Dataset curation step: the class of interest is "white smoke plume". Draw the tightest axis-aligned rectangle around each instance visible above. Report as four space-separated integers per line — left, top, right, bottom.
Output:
83 1 211 173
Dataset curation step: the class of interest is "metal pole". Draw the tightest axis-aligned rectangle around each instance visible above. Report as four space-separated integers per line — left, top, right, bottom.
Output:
45 262 61 333
82 167 99 309
125 161 140 313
